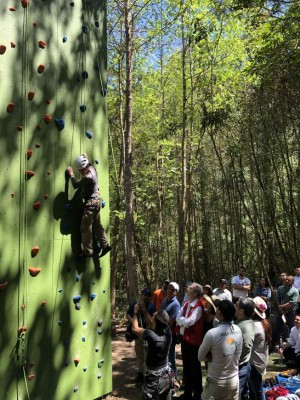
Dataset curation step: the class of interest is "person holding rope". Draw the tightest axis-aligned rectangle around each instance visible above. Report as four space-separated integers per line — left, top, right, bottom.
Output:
66 153 112 258
132 307 174 400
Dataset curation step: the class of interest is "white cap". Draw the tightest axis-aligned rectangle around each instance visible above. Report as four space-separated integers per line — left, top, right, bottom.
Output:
169 282 179 291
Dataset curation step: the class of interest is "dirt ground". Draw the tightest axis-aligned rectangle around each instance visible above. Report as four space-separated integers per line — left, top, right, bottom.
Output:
104 325 286 400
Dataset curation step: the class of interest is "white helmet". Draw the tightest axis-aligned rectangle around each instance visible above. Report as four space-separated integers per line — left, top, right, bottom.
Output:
75 154 89 170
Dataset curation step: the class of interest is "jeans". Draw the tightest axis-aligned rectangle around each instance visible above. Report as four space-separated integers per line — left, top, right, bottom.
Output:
248 365 264 400
239 363 250 399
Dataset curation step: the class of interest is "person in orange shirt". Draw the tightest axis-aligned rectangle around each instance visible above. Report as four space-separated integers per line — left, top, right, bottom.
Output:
152 279 170 310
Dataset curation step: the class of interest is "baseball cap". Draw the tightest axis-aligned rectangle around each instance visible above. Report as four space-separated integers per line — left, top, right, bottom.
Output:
220 279 227 284
141 288 152 297
169 282 179 291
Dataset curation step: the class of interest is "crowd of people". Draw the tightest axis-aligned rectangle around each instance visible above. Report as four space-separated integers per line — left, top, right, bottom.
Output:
126 267 300 400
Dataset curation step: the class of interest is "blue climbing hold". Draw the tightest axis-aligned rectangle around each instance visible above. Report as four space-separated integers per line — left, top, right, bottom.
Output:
95 346 99 352
82 71 88 79
58 320 63 326
73 295 81 304
55 118 65 131
74 386 79 393
63 36 67 43
97 320 103 327
83 367 87 372
97 373 102 379
82 336 86 342
58 288 63 293
82 320 87 325
98 329 103 335
90 293 96 301
101 88 107 97
95 20 100 28
95 159 99 164
79 104 86 112
101 200 106 208
75 303 81 310
82 25 89 34
85 131 93 139
75 275 81 282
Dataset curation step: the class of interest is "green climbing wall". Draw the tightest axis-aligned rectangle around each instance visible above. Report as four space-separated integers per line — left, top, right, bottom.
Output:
0 1 111 399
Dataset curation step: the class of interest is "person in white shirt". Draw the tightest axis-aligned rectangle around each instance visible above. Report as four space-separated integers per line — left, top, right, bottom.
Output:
198 300 243 400
231 267 251 303
280 315 300 367
293 268 300 313
213 279 232 302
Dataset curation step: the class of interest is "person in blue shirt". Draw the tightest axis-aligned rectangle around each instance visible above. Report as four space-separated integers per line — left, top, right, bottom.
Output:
161 282 181 377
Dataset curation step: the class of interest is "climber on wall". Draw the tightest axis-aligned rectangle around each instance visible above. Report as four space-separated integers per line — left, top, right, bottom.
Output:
66 153 112 258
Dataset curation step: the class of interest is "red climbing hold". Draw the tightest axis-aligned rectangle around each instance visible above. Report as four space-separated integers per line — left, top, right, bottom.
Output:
17 125 23 131
32 201 41 210
37 64 45 73
0 282 8 291
28 91 35 101
11 42 16 48
21 0 29 8
0 45 6 55
35 143 41 148
28 267 41 276
26 149 33 159
39 40 46 49
43 113 52 124
31 246 40 257
28 374 35 381
26 170 35 179
7 102 16 113
18 325 28 335
36 124 42 130
44 194 49 200
9 7 16 11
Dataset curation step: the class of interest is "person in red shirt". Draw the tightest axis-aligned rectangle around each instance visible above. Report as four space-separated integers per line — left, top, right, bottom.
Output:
152 279 170 310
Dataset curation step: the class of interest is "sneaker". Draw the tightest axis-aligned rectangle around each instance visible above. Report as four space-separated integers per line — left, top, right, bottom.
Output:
99 245 112 258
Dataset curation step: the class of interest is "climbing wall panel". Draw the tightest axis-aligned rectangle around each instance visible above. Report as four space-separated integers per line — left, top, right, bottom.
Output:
0 1 111 399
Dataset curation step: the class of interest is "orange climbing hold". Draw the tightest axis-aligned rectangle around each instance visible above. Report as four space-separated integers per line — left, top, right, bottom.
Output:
35 143 41 148
41 300 46 306
26 170 35 179
44 194 49 200
7 102 16 113
9 7 16 11
39 40 46 49
28 267 41 276
74 356 80 366
28 91 35 101
43 114 52 124
32 201 41 210
31 246 40 257
18 325 28 335
28 374 35 381
37 64 45 73
21 0 29 8
0 45 6 55
27 149 33 159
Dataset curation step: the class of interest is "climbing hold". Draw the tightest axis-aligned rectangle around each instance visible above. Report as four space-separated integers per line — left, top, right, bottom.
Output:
11 193 15 198
26 149 33 159
64 361 69 367
21 0 29 8
32 201 41 210
17 125 23 131
101 88 107 97
18 325 28 335
95 346 99 352
82 320 87 325
9 7 16 11
28 374 35 381
85 131 93 139
82 71 88 79
103 289 107 293
102 200 106 208
75 275 81 282
95 159 99 164
28 91 35 101
39 40 46 49
81 336 86 342
75 303 81 310
7 102 16 113
21 304 26 310
62 36 67 43
41 300 46 306
82 25 89 34
33 22 37 27
0 282 8 291
37 64 45 73
44 194 48 200
79 104 86 112
46 99 52 105
0 45 7 55
74 386 79 393
11 42 16 48
98 359 104 368
36 124 42 130
90 293 96 301
31 246 40 257
58 320 63 326
28 267 41 277
43 114 52 124
74 356 80 366
73 295 81 304
26 170 35 180
35 143 41 148
97 373 102 379
83 367 87 372
70 1 75 6
95 20 100 28
55 118 65 131
97 320 103 327
97 329 102 335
